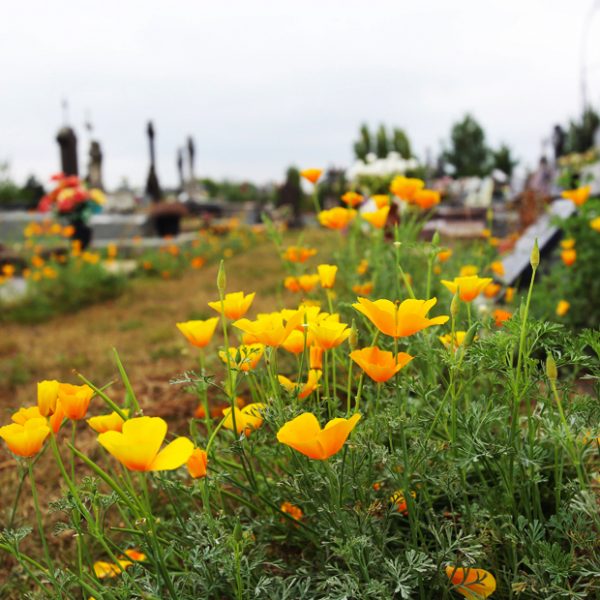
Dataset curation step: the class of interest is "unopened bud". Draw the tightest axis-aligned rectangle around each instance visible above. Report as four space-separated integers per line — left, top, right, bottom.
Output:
464 323 479 347
546 354 558 381
349 320 358 350
232 521 243 543
451 291 460 318
530 239 540 269
393 241 402 248
217 259 226 292
431 230 440 247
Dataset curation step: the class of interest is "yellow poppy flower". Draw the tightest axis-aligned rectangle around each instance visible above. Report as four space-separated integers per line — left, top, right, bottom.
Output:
0 418 50 457
87 410 129 433
556 300 570 317
308 319 351 350
58 383 94 420
98 416 193 472
278 369 322 400
389 176 424 202
208 291 255 320
317 264 337 289
318 207 357 230
187 447 208 478
561 185 591 206
362 206 390 229
441 276 493 302
233 311 303 347
222 403 265 436
176 318 219 348
341 191 363 207
300 168 322 184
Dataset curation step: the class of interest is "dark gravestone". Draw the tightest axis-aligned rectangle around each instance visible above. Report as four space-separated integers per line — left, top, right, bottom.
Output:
56 127 78 176
187 136 196 183
145 121 162 202
499 199 575 288
177 149 184 192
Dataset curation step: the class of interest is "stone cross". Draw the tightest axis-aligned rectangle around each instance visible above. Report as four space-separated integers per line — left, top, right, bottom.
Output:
145 121 162 202
56 127 79 176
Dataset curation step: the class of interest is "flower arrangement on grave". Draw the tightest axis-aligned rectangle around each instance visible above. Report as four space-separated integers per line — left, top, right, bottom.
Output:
38 173 105 247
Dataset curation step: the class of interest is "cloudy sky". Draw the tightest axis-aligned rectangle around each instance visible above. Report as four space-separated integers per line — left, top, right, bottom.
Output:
1 0 600 189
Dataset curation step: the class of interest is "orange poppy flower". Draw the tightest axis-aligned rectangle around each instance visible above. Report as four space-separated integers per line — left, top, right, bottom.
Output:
300 169 323 184
356 259 369 275
277 412 361 460
353 297 449 338
390 489 416 514
187 448 208 478
350 346 413 383
372 194 390 208
362 206 390 229
280 501 303 521
490 261 504 277
318 207 357 230
445 566 496 599
191 256 205 269
282 246 318 263
389 176 424 202
561 249 576 266
561 185 591 206
352 282 374 295
441 276 493 302
281 329 312 354
208 291 255 320
590 216 600 232
505 287 516 303
492 308 512 327
459 265 478 277
58 383 94 420
483 282 501 298
437 249 452 263
308 319 351 350
413 189 441 210
341 191 363 207
309 345 324 369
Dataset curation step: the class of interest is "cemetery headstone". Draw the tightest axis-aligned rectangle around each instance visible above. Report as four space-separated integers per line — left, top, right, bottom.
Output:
145 121 162 202
56 127 78 176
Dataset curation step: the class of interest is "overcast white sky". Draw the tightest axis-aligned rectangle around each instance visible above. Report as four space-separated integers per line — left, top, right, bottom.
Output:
1 0 600 189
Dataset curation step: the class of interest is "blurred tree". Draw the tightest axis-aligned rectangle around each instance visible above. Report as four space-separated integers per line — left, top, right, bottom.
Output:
353 124 372 160
375 124 389 158
442 114 491 177
491 144 518 177
391 128 412 159
565 107 600 153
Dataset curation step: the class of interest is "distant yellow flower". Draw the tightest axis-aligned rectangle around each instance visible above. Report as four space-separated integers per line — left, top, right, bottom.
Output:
560 238 575 249
87 410 129 433
437 249 452 263
350 346 413 383
441 276 493 302
208 291 255 320
352 282 374 295
439 331 470 351
341 191 363 207
11 405 43 424
234 311 303 347
284 274 319 293
493 308 512 327
318 207 357 230
445 566 496 599
58 383 94 420
561 185 591 206
223 403 265 436
1 264 15 278
308 319 351 350
362 206 390 229
372 194 390 208
0 418 50 457
278 369 322 399
283 246 318 263
107 243 118 260
390 489 416 514
590 216 600 232
390 176 424 202
277 412 361 460
561 249 576 266
187 447 208 478
481 228 491 239
356 259 369 275
317 264 337 289
219 343 265 371
300 169 323 184
556 300 570 317
280 501 303 521
459 265 478 277
37 379 60 417
490 261 504 277
483 282 501 298
93 560 132 579
413 189 440 210
505 287 515 303
42 266 58 279
353 297 449 338
98 416 193 471
176 318 219 348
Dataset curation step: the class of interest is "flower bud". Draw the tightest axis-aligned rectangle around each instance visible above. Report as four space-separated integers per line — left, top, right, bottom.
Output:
463 323 479 347
431 230 440 247
451 291 460 318
217 259 226 293
530 239 540 269
546 354 557 381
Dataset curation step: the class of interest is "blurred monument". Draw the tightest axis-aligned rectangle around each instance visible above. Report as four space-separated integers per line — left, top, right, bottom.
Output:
56 127 79 176
187 136 196 182
277 167 303 228
86 141 103 189
552 125 566 163
177 149 184 192
145 121 162 202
